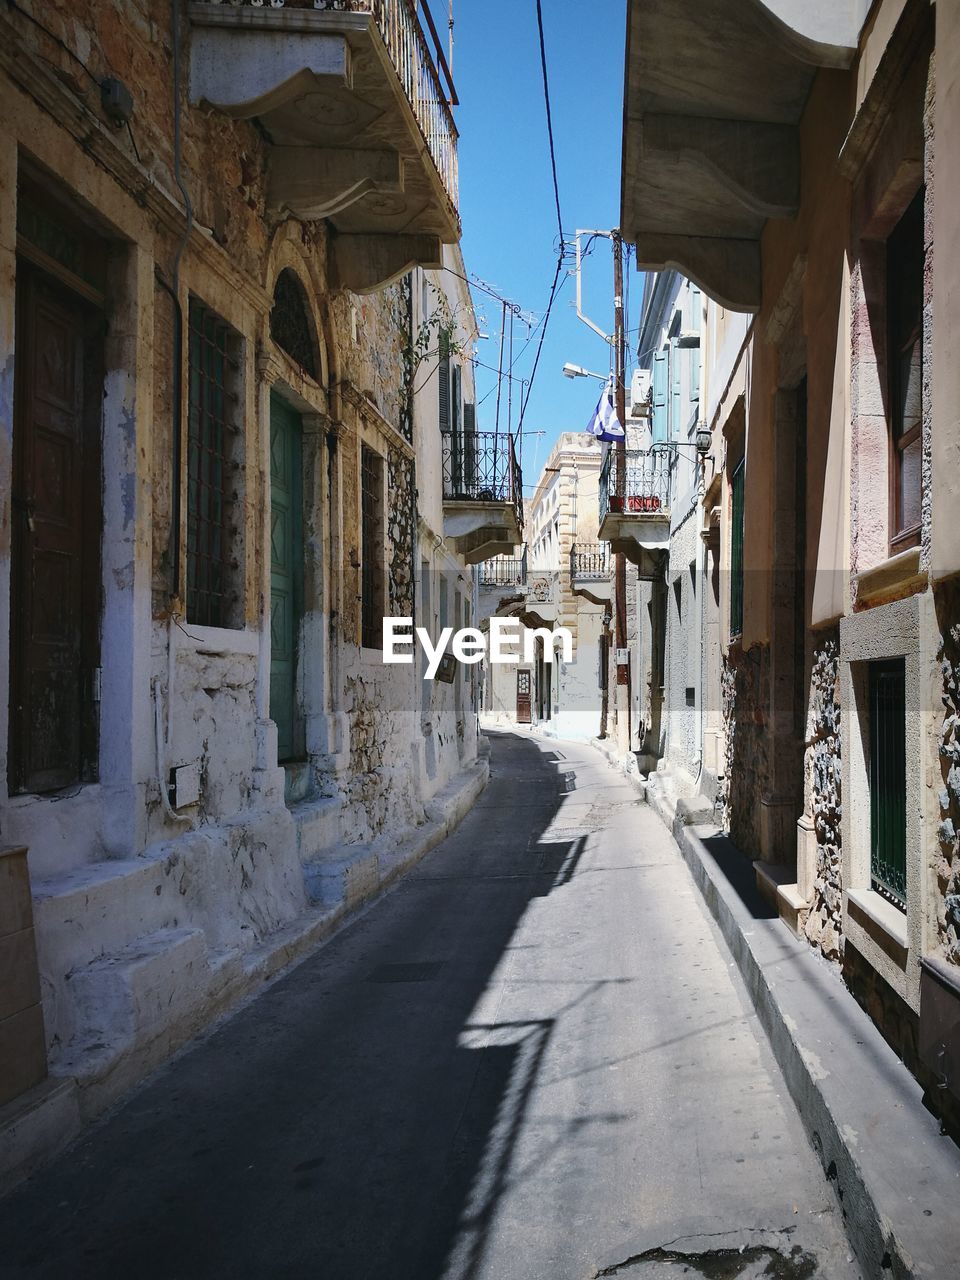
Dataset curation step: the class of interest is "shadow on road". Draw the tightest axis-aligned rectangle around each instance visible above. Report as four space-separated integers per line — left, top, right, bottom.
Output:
0 731 612 1280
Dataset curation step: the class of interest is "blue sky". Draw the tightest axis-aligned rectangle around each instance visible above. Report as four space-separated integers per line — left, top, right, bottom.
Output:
445 0 627 489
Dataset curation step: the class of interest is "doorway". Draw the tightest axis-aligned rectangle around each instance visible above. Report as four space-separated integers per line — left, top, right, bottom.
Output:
517 669 532 724
9 261 103 793
269 392 305 763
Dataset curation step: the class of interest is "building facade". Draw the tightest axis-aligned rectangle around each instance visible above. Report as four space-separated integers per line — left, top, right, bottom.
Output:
0 0 520 1176
482 433 610 741
619 0 960 1131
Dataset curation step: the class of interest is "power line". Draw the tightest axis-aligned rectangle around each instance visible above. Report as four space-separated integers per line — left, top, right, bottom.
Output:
516 251 564 437
535 0 564 246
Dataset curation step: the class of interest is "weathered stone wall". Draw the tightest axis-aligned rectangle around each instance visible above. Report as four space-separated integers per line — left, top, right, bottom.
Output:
332 279 410 427
20 0 271 274
803 629 843 961
720 643 770 854
934 579 960 964
388 449 416 617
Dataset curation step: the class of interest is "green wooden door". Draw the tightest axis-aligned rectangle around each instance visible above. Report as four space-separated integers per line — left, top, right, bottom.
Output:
269 393 304 763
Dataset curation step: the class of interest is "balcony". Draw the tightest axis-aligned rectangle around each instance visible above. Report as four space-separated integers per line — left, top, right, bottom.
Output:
598 447 671 571
190 0 459 292
442 430 523 565
621 0 871 309
480 556 527 590
570 542 611 602
570 543 610 583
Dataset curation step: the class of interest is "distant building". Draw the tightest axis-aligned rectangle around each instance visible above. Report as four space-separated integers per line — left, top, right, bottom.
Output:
483 434 609 741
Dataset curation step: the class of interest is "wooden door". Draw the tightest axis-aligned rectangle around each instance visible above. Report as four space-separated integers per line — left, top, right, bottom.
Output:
517 669 532 724
269 393 304 763
9 262 102 793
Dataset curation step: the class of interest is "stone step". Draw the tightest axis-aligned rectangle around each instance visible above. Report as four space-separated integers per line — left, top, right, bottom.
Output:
54 928 243 1106
752 859 794 907
753 860 810 936
31 851 190 980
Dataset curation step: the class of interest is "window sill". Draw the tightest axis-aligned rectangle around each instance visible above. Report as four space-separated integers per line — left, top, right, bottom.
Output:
177 624 258 656
846 886 908 967
853 546 924 607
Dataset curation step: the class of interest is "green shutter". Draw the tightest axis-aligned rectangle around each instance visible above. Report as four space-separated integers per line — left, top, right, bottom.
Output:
730 459 744 638
870 659 907 905
463 401 477 492
652 350 668 443
670 337 682 437
450 363 462 491
438 333 451 433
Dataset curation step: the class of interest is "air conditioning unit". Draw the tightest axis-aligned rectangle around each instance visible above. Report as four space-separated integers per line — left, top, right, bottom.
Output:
629 369 652 418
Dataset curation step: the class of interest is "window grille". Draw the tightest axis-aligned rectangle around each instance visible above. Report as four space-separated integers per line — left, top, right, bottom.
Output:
187 299 242 628
270 269 318 380
360 445 384 649
869 659 907 906
730 458 745 639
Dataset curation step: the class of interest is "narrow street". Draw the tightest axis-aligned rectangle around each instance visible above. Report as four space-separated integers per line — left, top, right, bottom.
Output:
0 733 855 1280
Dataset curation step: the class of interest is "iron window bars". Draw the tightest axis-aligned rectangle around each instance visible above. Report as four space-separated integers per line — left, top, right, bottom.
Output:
187 299 242 628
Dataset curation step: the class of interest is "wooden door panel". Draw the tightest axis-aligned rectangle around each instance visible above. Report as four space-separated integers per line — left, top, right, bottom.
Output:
10 263 101 794
517 670 532 724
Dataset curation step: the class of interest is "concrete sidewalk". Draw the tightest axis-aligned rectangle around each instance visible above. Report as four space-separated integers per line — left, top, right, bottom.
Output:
594 739 960 1279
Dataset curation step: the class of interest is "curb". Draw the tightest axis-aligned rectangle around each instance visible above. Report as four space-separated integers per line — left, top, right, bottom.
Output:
673 821 960 1279
590 741 960 1279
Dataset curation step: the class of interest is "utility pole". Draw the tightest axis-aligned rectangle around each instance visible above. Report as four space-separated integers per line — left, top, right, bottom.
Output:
612 231 631 754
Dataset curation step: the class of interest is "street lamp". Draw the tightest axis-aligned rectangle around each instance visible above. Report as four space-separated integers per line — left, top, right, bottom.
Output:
562 362 609 382
650 427 714 459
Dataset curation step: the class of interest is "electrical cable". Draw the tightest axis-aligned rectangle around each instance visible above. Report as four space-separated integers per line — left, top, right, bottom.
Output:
535 0 564 246
516 250 564 437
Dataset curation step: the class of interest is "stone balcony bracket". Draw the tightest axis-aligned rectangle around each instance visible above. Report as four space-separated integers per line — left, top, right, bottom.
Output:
189 1 459 289
622 0 871 310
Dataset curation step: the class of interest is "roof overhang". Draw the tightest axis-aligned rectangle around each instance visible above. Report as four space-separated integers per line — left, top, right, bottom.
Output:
621 0 871 311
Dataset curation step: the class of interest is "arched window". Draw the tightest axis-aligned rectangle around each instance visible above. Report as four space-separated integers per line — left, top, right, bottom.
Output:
270 268 318 380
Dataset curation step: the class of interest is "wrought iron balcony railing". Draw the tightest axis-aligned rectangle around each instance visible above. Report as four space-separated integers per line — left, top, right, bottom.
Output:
570 543 610 581
599 447 671 525
479 555 527 589
442 430 524 535
286 0 459 208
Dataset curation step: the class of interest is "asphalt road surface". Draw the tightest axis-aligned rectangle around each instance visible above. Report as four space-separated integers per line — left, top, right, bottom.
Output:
0 731 858 1279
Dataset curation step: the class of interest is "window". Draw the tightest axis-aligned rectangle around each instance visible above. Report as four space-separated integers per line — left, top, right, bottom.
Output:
187 298 243 627
360 445 385 649
730 458 745 639
887 188 924 553
869 659 907 906
269 269 318 380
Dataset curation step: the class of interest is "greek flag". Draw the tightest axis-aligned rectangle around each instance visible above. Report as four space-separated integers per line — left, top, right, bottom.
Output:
585 382 624 442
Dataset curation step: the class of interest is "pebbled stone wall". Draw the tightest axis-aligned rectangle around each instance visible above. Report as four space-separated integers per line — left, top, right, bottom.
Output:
935 579 960 964
803 630 843 961
388 448 416 618
720 643 770 854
